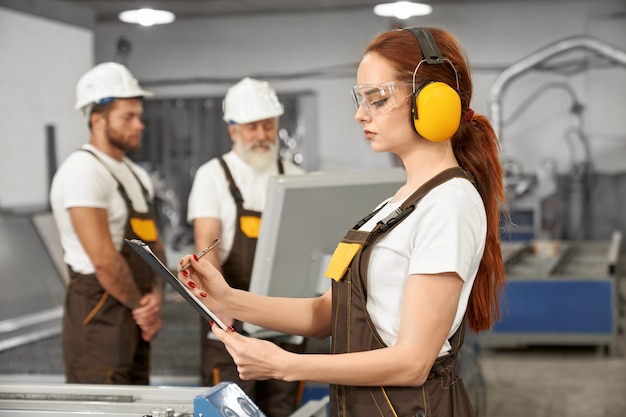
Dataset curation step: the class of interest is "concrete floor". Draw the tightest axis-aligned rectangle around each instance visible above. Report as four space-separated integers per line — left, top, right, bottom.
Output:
481 346 626 417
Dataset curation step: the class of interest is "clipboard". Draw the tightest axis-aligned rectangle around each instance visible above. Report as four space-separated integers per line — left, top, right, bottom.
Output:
125 238 228 330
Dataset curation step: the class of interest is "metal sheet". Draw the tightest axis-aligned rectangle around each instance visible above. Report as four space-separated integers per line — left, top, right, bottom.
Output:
0 212 65 351
0 213 65 320
0 383 200 416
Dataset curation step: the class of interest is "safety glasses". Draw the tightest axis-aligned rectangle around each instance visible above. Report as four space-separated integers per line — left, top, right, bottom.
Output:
351 81 413 115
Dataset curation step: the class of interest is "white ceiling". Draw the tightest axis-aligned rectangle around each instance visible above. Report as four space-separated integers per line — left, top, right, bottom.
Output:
63 0 488 22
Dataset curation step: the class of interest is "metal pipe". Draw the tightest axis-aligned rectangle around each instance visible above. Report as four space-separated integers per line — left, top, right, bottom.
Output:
488 35 626 150
607 230 622 275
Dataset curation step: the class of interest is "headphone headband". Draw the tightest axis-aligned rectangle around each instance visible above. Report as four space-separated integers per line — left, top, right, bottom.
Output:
405 27 460 92
405 27 443 64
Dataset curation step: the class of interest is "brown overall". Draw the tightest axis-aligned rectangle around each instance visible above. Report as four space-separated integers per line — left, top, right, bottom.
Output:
200 157 305 417
63 150 161 384
330 167 476 417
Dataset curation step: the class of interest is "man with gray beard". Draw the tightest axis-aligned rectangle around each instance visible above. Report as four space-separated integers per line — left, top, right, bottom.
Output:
186 77 305 416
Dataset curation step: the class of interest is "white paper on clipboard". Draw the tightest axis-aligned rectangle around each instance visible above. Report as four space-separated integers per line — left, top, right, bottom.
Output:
125 238 228 330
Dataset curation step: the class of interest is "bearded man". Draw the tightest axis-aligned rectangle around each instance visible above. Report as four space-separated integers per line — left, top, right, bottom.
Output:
50 62 166 384
186 77 305 417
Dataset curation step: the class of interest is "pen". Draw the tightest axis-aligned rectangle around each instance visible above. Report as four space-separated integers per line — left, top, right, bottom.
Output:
180 238 221 272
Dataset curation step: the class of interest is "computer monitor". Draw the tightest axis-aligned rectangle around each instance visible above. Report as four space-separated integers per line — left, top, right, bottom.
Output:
245 168 406 334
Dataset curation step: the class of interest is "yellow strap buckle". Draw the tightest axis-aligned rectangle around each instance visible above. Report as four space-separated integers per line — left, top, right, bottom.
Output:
240 216 261 238
325 242 362 282
130 217 158 242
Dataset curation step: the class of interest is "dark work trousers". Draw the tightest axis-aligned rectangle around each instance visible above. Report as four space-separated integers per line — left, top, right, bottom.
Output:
329 167 476 417
63 151 161 384
200 158 305 417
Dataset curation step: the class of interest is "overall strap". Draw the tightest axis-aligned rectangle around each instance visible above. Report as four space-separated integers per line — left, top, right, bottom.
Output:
367 167 474 243
218 157 243 204
81 149 151 205
218 157 286 204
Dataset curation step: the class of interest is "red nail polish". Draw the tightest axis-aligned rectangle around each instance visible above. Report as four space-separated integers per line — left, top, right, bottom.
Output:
182 269 189 277
227 326 235 333
188 281 196 288
193 254 199 262
210 320 215 327
199 292 207 298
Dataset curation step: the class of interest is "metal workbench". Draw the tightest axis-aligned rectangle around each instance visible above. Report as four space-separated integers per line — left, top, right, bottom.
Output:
0 382 329 417
0 383 200 416
479 231 623 355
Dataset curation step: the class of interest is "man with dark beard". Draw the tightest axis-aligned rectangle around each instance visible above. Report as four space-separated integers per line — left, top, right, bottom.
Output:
187 77 305 416
50 62 166 384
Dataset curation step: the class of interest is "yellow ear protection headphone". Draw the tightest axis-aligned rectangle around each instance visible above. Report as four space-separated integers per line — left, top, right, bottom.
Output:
405 27 462 142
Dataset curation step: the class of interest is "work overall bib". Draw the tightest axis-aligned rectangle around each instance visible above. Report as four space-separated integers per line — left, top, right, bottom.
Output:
329 167 476 417
63 150 160 384
201 158 304 417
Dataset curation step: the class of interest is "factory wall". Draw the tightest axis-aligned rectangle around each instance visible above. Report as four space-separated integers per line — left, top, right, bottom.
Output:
1 1 625 210
0 6 92 210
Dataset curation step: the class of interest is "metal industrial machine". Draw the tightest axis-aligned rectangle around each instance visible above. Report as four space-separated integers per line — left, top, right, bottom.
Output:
482 35 626 355
480 232 622 354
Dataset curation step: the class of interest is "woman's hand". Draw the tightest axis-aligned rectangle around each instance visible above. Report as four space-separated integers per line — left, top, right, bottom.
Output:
177 253 233 321
210 323 293 382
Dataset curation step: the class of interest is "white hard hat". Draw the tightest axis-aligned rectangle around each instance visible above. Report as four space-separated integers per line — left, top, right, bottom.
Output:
75 62 153 112
222 77 284 124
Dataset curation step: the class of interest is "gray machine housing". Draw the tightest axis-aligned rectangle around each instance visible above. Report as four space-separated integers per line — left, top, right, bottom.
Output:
245 168 405 334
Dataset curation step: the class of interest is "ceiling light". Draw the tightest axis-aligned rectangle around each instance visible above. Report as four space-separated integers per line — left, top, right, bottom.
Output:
373 1 432 19
118 8 176 26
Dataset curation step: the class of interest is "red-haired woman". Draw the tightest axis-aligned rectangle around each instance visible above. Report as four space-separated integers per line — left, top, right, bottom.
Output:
178 26 506 417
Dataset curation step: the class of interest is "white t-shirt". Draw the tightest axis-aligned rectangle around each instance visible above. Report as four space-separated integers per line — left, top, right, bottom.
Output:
49 144 154 274
187 151 305 263
358 177 486 356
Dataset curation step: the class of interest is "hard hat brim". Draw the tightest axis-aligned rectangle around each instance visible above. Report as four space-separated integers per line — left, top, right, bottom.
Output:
75 89 154 110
